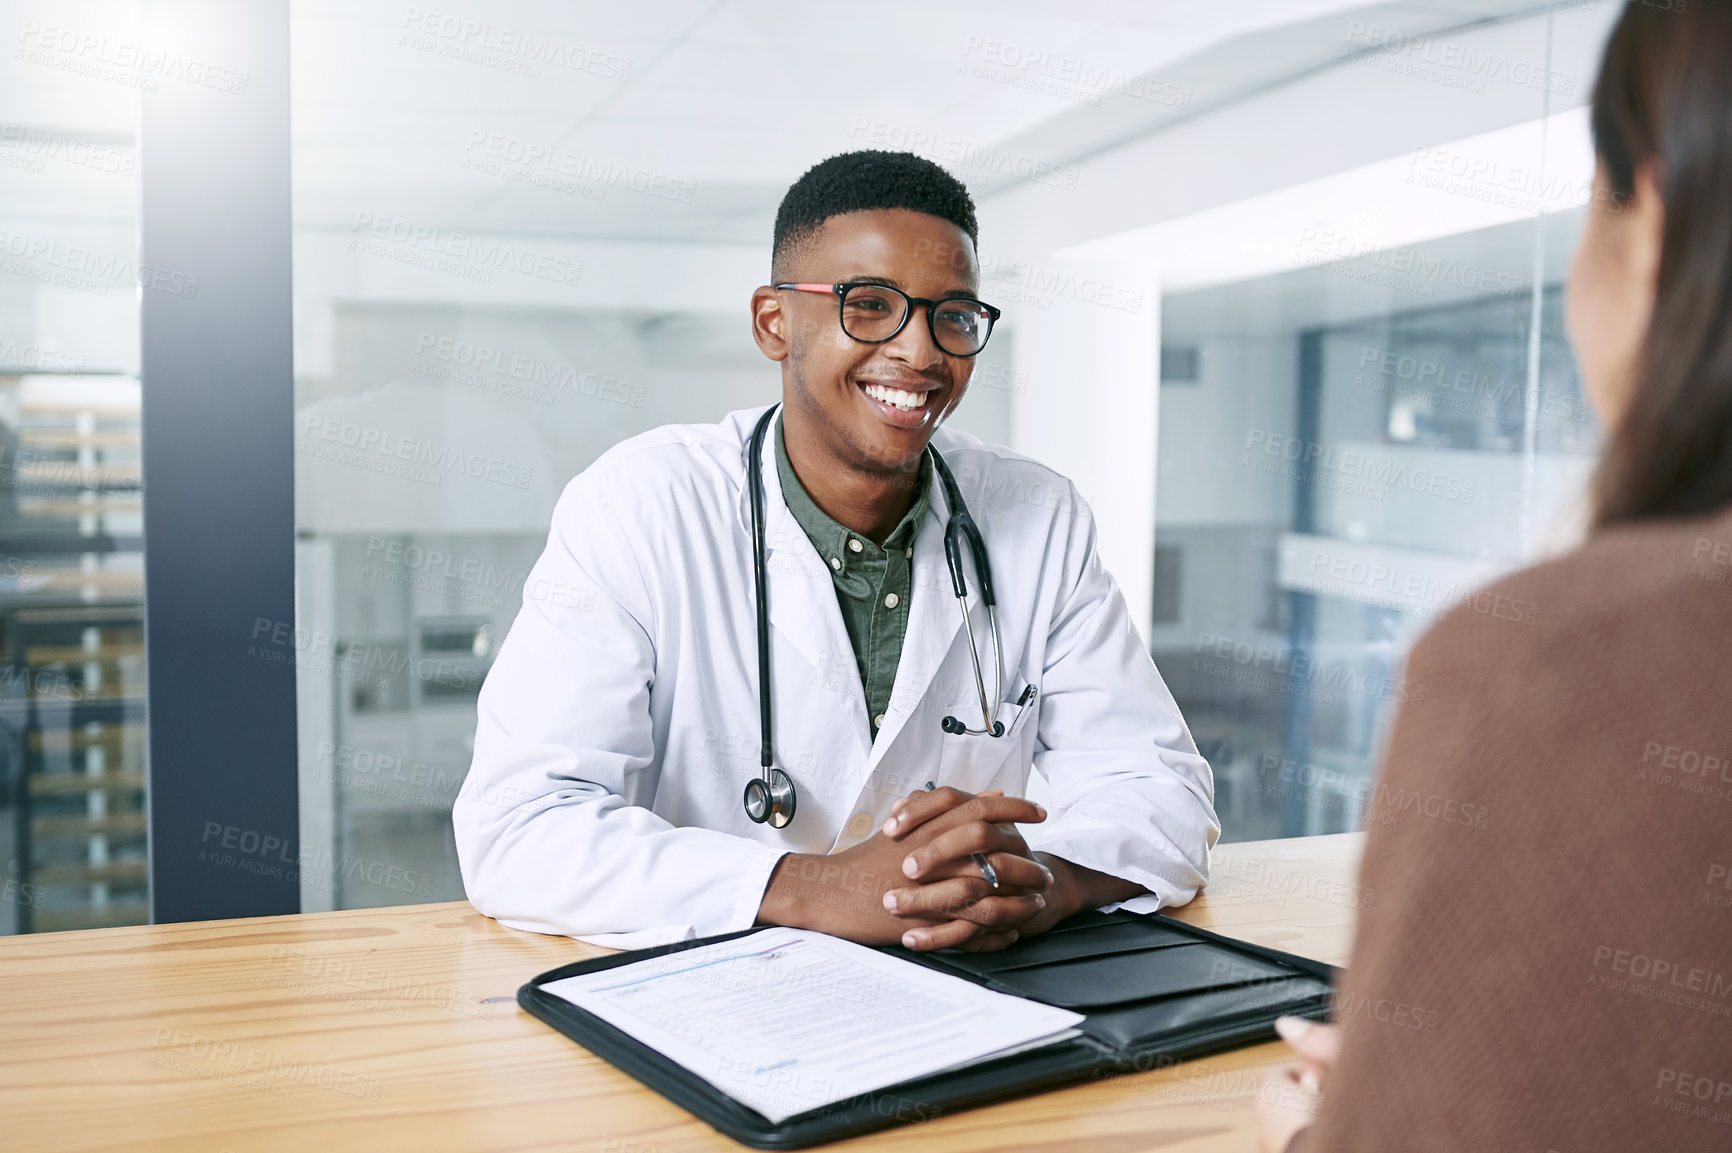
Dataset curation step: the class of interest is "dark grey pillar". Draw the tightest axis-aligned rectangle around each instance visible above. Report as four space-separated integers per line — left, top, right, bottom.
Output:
140 0 298 921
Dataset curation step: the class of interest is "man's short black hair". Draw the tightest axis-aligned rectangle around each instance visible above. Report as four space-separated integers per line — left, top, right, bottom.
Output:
772 150 978 279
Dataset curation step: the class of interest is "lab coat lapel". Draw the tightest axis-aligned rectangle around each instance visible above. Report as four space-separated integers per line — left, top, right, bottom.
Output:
867 503 965 773
735 417 871 757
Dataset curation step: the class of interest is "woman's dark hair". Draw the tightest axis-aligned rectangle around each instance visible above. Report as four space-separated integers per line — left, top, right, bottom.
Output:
1590 1 1732 526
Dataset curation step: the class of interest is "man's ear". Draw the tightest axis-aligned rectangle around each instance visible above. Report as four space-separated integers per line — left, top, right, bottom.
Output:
750 286 790 362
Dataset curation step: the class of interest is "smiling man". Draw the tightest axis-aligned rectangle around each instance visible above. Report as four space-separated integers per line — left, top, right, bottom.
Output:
454 149 1218 952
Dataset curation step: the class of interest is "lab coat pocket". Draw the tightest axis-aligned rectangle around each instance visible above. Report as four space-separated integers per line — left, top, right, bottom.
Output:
934 695 1035 795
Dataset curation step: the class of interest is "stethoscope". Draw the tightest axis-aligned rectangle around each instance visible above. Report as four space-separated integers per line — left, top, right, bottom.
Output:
742 404 1005 829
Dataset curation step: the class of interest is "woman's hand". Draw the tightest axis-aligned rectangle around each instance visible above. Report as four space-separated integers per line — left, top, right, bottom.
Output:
1256 1016 1341 1153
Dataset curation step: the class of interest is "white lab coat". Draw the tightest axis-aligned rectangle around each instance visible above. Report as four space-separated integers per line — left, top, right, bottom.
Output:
454 404 1218 949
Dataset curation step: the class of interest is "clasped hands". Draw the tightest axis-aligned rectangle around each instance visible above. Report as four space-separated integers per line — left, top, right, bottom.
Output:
880 785 1073 950
758 785 1076 952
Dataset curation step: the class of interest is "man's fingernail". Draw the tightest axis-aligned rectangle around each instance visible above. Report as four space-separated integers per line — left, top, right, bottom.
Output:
1275 1017 1312 1043
902 932 919 948
882 891 898 911
882 817 899 835
1034 805 1047 818
903 857 919 878
1033 894 1045 909
1300 1068 1320 1094
1006 931 1018 943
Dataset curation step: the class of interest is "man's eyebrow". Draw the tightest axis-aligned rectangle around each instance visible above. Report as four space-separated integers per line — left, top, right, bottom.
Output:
836 275 983 299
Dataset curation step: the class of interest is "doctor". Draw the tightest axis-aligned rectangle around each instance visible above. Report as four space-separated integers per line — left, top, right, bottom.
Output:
454 149 1217 952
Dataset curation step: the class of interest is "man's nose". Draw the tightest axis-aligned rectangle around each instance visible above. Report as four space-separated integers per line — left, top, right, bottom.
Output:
881 303 945 370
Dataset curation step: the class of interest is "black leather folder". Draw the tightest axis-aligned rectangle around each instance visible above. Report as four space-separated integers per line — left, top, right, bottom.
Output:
517 909 1335 1149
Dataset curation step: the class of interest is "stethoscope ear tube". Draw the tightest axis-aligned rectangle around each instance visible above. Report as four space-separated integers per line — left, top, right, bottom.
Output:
932 457 996 608
950 516 996 608
929 453 1005 737
963 517 996 607
943 713 1003 737
942 530 970 600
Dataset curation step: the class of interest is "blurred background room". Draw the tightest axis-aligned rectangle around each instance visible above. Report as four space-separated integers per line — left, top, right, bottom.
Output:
0 0 1617 930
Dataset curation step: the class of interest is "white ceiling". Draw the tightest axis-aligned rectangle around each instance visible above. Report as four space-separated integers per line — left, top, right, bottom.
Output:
0 0 1568 241
283 0 1563 243
0 0 1588 359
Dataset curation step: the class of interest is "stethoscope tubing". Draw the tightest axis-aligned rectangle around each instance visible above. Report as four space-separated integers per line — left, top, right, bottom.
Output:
747 407 776 773
744 403 1004 827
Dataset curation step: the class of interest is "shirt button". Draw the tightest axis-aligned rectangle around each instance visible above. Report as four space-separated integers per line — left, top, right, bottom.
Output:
884 593 899 609
873 713 885 729
848 539 863 553
830 557 842 571
847 812 871 837
905 547 913 559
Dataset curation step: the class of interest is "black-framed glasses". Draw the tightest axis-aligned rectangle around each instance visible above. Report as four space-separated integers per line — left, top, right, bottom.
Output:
775 282 1001 357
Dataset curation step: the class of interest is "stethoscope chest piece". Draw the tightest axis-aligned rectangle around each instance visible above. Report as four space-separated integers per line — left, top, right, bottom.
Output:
743 768 796 828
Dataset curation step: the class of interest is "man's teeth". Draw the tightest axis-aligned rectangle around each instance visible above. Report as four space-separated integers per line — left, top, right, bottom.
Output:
863 383 929 411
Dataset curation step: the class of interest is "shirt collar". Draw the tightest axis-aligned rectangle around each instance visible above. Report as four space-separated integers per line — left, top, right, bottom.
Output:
773 411 932 570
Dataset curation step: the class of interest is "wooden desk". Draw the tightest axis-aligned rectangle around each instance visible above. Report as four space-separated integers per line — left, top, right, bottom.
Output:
0 833 1363 1153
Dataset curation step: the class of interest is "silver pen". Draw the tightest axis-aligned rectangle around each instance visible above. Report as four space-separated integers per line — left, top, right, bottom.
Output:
924 781 999 889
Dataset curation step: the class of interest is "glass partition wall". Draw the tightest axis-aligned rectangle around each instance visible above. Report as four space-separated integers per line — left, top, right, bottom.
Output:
1156 245 1598 842
1147 32 1609 840
291 1 1620 909
0 0 147 932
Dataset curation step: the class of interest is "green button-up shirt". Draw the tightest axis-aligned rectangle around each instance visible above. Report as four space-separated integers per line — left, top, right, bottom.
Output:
775 414 932 740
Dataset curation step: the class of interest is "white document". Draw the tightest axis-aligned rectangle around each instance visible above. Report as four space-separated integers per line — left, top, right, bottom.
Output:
542 927 1086 1124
